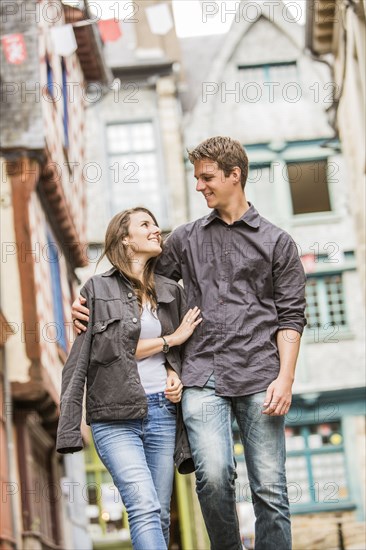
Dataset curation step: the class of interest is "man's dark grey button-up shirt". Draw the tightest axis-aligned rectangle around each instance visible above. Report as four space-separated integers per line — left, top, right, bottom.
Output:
156 204 307 397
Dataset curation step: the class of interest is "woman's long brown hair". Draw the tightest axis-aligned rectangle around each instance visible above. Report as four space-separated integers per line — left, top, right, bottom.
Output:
97 207 160 311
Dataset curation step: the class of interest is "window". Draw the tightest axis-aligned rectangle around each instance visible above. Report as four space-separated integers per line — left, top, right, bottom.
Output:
61 58 69 148
287 160 331 214
239 61 298 102
106 121 167 227
47 229 67 353
305 274 347 330
286 422 351 511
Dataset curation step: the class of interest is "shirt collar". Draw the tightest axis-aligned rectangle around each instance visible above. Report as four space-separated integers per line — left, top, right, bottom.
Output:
201 202 261 229
101 268 174 303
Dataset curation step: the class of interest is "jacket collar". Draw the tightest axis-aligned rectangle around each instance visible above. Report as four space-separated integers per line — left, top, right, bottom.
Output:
201 202 261 229
101 268 174 303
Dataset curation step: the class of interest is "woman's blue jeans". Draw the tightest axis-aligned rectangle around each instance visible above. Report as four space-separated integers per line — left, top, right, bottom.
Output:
182 376 291 550
91 392 176 550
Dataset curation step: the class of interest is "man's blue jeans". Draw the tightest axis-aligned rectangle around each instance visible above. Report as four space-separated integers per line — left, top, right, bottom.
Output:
182 377 291 550
91 392 176 550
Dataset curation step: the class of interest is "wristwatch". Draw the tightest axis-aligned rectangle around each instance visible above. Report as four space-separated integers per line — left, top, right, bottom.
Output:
161 336 170 354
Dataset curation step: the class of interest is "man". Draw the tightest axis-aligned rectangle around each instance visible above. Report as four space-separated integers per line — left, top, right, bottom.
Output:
72 136 307 550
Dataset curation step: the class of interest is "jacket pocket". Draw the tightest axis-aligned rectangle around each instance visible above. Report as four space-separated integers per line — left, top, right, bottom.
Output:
90 317 123 366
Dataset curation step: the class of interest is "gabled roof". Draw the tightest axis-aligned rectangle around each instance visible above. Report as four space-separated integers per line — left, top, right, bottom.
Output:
181 1 304 116
179 34 226 112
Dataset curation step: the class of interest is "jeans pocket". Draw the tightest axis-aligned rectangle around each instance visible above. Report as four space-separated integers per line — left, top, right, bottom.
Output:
163 401 177 417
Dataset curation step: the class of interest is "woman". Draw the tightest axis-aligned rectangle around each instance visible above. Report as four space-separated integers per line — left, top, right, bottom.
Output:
56 207 201 550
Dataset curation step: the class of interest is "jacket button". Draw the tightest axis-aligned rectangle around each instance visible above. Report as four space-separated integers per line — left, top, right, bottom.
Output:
140 408 145 414
135 378 139 384
128 292 133 298
131 348 136 354
132 317 138 323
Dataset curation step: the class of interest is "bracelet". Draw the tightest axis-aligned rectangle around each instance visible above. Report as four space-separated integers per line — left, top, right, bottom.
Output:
161 336 169 353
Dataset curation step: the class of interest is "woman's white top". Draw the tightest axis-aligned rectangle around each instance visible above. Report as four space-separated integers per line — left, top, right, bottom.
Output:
136 303 167 394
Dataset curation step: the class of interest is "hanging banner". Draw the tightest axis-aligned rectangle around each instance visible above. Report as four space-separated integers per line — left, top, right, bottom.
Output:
50 24 77 56
145 3 173 35
2 33 27 64
97 19 122 42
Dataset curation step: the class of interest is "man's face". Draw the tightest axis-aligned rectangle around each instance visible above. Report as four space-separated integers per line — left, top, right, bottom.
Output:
194 158 238 210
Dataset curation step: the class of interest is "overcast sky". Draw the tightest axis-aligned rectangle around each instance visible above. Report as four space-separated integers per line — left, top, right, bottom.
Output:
64 0 306 37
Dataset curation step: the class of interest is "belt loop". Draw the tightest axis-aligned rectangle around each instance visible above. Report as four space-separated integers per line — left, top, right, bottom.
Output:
159 392 164 407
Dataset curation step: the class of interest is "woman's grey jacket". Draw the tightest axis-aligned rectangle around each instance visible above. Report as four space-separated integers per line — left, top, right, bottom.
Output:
56 267 194 474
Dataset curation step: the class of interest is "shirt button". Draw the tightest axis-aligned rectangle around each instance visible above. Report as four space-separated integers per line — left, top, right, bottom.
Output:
128 292 133 298
132 317 138 323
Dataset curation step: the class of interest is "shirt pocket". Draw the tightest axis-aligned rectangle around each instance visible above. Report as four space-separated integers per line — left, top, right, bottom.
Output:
90 317 124 367
233 259 272 299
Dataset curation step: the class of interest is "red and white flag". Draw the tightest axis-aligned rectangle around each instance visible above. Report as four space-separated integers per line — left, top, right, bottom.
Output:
2 33 27 64
97 20 122 42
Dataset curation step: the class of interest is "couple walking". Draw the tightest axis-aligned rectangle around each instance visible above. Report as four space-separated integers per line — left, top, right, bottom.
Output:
57 136 307 550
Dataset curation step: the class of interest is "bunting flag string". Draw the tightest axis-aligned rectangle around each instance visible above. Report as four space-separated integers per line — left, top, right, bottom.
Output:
1 2 173 64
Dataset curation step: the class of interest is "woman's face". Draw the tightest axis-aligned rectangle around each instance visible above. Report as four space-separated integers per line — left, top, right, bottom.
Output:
126 211 162 260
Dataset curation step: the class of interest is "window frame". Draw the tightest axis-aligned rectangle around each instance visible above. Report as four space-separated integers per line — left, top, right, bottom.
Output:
105 120 169 228
285 419 355 515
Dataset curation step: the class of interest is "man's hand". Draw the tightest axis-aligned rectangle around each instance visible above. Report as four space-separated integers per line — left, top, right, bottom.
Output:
71 296 90 334
165 369 183 403
262 376 293 416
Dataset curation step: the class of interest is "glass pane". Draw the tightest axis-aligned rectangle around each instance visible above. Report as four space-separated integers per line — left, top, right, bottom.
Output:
311 452 348 503
325 275 347 326
308 422 341 448
305 278 322 328
107 125 130 154
288 160 331 214
286 456 311 504
285 426 305 451
241 66 265 86
269 63 298 87
130 122 154 151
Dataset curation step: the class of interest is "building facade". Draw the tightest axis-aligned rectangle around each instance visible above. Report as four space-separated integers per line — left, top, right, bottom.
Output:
182 2 365 548
0 0 111 547
306 0 366 300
